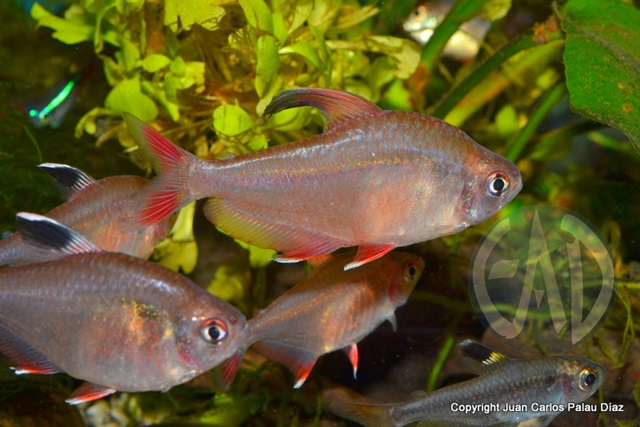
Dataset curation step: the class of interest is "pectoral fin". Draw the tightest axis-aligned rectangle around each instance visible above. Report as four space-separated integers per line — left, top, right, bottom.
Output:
65 382 116 405
263 88 383 130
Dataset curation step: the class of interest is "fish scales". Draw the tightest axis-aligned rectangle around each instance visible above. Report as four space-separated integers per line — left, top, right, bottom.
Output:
242 252 424 387
0 251 247 393
331 341 607 427
125 88 521 268
199 113 478 244
0 171 169 266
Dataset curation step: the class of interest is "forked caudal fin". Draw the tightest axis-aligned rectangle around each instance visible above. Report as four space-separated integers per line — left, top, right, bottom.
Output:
122 113 194 225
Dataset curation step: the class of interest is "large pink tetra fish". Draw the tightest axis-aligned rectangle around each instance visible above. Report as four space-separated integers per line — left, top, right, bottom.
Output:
0 213 248 404
125 88 522 270
221 252 424 388
0 163 170 266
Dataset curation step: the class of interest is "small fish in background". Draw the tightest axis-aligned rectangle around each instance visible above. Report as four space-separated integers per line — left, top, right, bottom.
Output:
220 252 424 389
331 340 606 427
403 0 491 61
17 64 94 129
0 213 249 404
0 163 170 266
124 88 521 270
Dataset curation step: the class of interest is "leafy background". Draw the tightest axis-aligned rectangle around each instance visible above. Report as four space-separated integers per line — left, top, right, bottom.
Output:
0 0 639 425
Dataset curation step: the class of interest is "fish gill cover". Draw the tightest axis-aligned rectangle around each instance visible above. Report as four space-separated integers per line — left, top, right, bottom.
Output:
0 0 639 425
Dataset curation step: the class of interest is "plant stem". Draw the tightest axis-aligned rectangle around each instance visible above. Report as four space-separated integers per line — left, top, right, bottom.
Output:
504 82 567 162
431 18 565 119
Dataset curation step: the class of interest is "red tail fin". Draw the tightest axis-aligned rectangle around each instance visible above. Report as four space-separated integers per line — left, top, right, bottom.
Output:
123 113 191 225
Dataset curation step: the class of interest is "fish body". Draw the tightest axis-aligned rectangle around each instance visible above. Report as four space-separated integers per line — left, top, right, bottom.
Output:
331 340 607 427
125 88 521 269
0 163 170 266
0 213 249 404
243 252 424 388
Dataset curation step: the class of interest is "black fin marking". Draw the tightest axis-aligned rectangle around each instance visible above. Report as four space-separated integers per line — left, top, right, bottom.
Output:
15 212 101 255
38 163 96 198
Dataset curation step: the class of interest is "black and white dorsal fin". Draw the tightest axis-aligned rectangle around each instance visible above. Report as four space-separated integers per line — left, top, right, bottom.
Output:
16 212 102 255
38 163 96 199
458 340 511 376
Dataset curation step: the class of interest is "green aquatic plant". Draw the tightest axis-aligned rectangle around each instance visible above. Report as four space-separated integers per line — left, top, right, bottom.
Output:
7 0 640 424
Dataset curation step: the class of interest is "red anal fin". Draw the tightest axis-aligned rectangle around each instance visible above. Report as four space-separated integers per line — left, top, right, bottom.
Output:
263 88 383 130
0 324 62 376
253 341 318 389
343 344 359 379
66 383 116 405
344 244 395 270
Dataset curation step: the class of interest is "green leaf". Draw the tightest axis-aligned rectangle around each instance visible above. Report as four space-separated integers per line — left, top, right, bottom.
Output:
289 0 313 34
213 105 256 136
153 202 198 274
326 35 421 79
142 54 172 72
164 0 226 31
558 0 640 150
119 37 141 73
235 240 276 268
239 0 273 33
280 40 322 69
106 76 158 121
31 3 94 44
255 35 281 96
207 264 249 305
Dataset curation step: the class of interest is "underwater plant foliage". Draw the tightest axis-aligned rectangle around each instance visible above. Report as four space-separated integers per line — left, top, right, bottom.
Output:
1 0 639 425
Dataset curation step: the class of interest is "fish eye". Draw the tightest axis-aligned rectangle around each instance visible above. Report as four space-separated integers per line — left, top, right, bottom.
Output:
579 368 598 390
486 172 510 197
404 262 418 282
200 318 228 344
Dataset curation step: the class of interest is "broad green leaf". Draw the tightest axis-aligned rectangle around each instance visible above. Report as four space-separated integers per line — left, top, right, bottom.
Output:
141 80 181 121
255 35 281 96
142 54 172 72
481 0 511 21
213 104 256 136
280 40 322 69
164 0 225 31
558 0 640 150
170 56 187 76
239 0 273 33
106 76 158 121
247 133 268 151
235 240 276 268
272 11 288 45
153 203 198 274
496 105 519 139
289 0 313 34
207 264 250 307
118 37 141 72
31 3 94 44
326 35 420 79
332 4 379 30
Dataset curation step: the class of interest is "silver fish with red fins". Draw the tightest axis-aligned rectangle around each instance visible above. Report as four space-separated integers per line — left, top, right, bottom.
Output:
0 213 248 404
331 340 607 427
124 88 522 270
0 163 170 266
221 252 424 389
